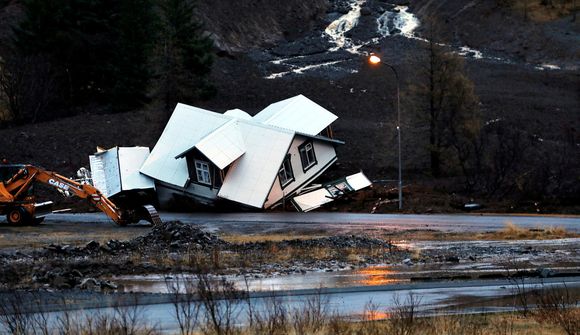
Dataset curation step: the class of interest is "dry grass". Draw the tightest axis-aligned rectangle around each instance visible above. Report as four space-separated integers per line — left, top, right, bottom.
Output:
227 311 570 335
492 221 573 240
377 222 578 243
0 224 143 250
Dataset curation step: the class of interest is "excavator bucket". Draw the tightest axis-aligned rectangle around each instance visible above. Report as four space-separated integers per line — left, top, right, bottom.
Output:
142 204 162 225
34 201 54 218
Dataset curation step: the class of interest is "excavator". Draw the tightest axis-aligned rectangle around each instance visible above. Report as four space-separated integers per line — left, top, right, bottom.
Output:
0 164 162 226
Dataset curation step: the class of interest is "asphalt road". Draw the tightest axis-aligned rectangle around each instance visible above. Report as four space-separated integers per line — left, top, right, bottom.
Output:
41 212 580 234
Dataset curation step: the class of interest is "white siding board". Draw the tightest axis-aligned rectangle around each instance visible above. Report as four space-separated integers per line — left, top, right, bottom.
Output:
89 148 121 197
89 154 111 197
90 147 154 197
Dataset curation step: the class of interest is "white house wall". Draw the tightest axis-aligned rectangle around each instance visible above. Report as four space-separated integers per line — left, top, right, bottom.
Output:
264 135 337 208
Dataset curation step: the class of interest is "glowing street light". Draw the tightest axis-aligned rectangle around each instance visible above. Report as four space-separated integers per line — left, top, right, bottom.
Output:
368 53 403 210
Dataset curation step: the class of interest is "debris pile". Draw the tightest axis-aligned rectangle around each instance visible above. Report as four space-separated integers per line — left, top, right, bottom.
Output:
125 221 229 252
236 235 393 251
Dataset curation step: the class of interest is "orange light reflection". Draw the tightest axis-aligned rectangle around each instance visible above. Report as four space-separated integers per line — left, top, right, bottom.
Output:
356 267 401 286
362 310 391 321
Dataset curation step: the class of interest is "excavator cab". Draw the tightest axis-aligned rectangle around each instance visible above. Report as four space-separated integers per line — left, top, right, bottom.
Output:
0 165 53 224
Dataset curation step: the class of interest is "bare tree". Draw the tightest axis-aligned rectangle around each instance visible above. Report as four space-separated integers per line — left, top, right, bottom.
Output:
389 292 422 335
409 18 481 178
166 276 201 335
196 274 243 335
534 283 580 335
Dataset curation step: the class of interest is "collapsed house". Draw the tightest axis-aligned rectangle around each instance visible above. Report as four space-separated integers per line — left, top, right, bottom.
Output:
89 95 371 211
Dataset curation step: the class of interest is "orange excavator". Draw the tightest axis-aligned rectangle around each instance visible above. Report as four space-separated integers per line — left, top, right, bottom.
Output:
0 164 162 226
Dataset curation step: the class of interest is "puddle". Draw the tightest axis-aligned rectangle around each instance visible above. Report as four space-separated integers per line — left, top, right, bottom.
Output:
113 266 406 294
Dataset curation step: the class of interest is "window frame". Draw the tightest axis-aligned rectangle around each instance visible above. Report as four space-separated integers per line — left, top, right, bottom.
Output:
194 159 212 185
278 154 294 188
298 141 317 172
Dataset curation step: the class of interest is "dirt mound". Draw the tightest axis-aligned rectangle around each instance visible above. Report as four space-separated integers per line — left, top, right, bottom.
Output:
123 221 229 253
236 235 392 251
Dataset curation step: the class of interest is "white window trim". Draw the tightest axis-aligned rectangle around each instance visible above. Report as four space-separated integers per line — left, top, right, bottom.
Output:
278 155 294 188
299 142 317 171
194 160 211 185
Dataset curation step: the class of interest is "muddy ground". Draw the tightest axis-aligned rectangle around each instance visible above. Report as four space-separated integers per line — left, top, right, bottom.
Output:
0 220 578 293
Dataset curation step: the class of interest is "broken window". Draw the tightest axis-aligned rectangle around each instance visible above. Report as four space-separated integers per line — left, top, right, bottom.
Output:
195 160 211 185
299 141 317 171
278 155 294 188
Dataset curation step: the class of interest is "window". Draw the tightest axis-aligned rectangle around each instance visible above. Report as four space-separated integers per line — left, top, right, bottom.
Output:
278 155 294 188
195 160 211 185
298 141 317 171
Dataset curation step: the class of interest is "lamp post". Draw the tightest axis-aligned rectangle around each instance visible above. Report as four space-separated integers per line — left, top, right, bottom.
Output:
369 54 403 210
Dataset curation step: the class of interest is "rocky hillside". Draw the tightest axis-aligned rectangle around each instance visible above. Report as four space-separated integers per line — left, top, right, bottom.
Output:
1 0 578 213
197 0 329 53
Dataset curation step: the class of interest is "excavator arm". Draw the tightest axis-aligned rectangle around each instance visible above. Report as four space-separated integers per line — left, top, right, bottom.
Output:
1 165 161 225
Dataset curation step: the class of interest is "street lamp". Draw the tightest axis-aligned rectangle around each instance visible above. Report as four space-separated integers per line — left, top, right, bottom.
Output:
368 53 403 210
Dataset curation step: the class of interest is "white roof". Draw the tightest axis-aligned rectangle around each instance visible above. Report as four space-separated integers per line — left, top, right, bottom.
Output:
224 108 252 120
140 104 230 187
217 122 294 208
194 119 246 170
253 94 338 136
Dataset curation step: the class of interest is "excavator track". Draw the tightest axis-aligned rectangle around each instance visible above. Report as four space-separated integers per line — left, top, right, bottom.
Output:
143 204 162 225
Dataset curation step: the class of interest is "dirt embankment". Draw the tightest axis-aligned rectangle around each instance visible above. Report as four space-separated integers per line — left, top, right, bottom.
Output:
411 0 580 68
197 0 329 53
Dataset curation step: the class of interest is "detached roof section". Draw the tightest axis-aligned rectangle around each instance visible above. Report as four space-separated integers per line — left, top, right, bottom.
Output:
140 104 230 187
177 119 246 170
254 94 338 136
217 122 294 208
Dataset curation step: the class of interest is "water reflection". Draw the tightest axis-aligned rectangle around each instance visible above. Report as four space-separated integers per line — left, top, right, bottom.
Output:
355 267 400 286
113 266 406 294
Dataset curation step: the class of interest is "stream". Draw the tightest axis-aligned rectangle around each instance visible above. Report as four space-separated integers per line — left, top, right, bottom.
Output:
261 0 567 79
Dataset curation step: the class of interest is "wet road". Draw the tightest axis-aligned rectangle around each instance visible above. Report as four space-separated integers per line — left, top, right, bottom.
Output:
44 212 580 234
